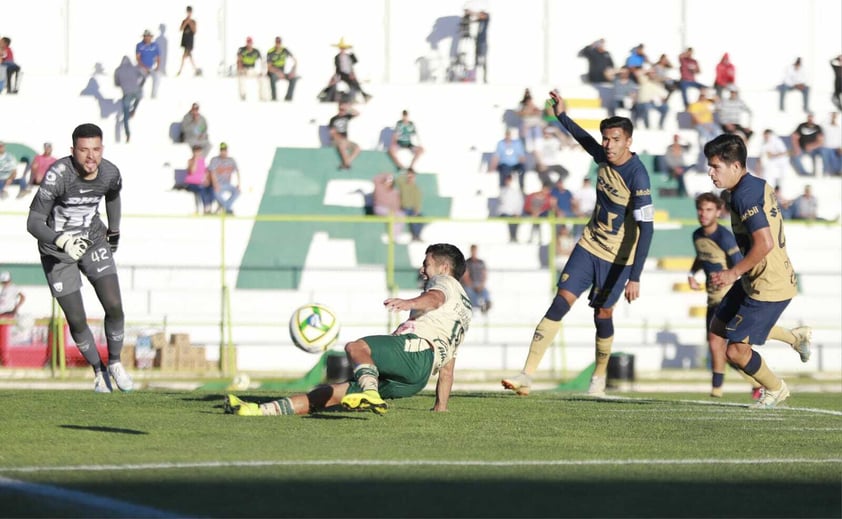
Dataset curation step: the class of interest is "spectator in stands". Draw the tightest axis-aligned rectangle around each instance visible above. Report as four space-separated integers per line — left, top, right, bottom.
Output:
713 53 735 99
822 111 841 176
608 66 637 117
663 134 691 197
651 53 678 100
523 181 556 244
388 110 424 171
184 144 215 214
372 172 404 237
678 47 706 108
11 157 30 198
624 44 649 78
632 68 669 130
551 177 575 219
0 141 18 200
266 36 298 102
578 38 615 84
135 29 161 99
792 184 819 220
777 57 810 113
329 101 360 170
114 56 143 143
395 168 423 241
496 173 523 243
759 129 790 190
0 271 25 319
774 185 795 220
0 36 20 94
237 37 264 101
553 224 576 270
832 55 842 111
181 102 211 156
461 245 490 314
688 89 719 149
319 38 371 104
29 142 56 189
790 112 836 176
467 7 490 84
517 89 545 153
488 128 527 191
208 142 240 215
573 177 596 237
177 6 199 77
716 87 753 141
534 126 570 186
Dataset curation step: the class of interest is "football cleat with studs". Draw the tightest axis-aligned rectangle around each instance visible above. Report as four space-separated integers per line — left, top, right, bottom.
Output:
341 390 388 415
224 394 263 416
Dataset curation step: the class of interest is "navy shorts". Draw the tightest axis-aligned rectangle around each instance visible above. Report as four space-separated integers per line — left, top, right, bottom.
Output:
557 245 632 309
714 282 790 345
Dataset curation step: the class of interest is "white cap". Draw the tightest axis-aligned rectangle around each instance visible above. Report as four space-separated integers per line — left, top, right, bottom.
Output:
0 271 10 282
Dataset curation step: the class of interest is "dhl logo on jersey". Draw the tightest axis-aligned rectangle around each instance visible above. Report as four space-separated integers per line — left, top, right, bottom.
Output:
740 205 760 221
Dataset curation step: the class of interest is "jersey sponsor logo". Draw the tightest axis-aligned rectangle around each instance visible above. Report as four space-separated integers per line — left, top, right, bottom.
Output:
52 282 64 293
740 205 759 221
65 196 100 205
596 176 620 197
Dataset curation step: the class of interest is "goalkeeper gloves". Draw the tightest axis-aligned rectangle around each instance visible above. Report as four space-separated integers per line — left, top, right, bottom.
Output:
55 233 92 261
107 229 120 253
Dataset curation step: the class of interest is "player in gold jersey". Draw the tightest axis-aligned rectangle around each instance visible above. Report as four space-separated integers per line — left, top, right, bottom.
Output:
502 90 655 397
704 134 805 408
690 192 811 399
225 243 472 416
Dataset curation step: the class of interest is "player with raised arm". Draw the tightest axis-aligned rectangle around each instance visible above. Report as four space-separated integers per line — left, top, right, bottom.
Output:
225 243 472 416
705 134 805 409
502 90 654 397
690 192 811 398
26 123 132 393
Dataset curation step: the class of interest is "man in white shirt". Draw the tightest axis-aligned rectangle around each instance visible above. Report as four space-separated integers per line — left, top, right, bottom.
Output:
822 112 841 176
496 173 524 242
777 57 810 113
759 129 791 190
0 271 25 319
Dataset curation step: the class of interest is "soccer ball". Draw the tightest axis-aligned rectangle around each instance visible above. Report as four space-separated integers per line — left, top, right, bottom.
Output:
289 303 341 354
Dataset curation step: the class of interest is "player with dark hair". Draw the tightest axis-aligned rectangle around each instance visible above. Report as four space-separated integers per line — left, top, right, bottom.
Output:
690 192 811 398
704 133 802 408
502 90 655 397
26 123 132 393
226 243 472 416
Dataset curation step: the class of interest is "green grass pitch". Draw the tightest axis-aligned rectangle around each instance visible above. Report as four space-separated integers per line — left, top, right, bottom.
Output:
0 389 840 518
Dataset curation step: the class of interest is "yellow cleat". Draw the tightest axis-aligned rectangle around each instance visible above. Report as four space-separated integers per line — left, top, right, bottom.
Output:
341 389 388 415
224 394 263 416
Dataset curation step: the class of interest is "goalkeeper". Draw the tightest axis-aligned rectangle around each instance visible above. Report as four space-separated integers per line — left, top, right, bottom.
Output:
26 123 132 393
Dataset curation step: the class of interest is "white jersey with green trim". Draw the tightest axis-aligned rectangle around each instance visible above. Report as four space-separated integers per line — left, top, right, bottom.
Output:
407 275 472 375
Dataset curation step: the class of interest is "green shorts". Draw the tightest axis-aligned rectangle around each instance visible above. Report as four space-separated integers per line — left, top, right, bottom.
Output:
346 334 434 399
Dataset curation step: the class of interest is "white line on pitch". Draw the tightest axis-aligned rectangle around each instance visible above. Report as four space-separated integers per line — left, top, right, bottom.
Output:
2 458 841 474
0 476 180 518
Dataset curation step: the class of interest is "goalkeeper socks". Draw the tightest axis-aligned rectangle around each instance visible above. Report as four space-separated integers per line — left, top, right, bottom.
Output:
71 330 104 369
522 317 561 374
262 397 295 416
353 364 380 392
104 321 125 364
767 326 795 346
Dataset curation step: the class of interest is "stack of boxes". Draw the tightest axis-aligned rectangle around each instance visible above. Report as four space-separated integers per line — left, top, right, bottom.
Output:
124 332 210 371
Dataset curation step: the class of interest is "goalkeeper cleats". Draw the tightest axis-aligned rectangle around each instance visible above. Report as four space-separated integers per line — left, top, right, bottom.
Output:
501 372 532 396
107 362 133 392
224 394 263 416
587 375 606 397
751 380 790 409
93 371 112 393
790 326 812 363
341 390 388 415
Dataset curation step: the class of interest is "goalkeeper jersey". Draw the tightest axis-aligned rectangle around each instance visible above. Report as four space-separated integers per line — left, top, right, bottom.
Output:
29 156 122 258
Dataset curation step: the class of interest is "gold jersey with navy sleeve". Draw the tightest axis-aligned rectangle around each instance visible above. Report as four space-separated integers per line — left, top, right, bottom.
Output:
403 275 472 376
729 174 797 302
556 112 654 265
692 225 743 305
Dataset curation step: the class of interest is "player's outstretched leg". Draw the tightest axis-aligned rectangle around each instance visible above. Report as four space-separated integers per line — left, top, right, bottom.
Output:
224 394 262 416
767 325 812 363
502 298 567 396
